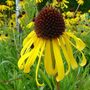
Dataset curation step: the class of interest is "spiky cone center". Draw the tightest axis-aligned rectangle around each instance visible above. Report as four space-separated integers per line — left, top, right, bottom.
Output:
56 0 63 2
34 6 65 39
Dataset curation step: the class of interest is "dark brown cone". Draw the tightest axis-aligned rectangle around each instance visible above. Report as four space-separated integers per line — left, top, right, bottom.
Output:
56 0 63 2
34 6 65 39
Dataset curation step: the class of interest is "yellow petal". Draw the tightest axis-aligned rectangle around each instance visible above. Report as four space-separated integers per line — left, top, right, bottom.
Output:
66 32 86 51
44 40 57 75
59 37 70 75
52 39 65 81
79 51 87 66
64 34 87 67
23 31 35 46
18 52 32 70
36 40 45 86
19 63 25 70
63 35 78 69
24 38 43 73
75 38 86 50
21 34 37 56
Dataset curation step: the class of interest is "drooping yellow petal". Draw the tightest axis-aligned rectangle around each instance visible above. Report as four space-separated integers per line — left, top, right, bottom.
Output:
21 34 37 56
24 38 44 73
44 40 57 75
18 52 32 70
23 31 35 46
19 62 25 70
75 38 86 50
79 51 87 66
66 32 86 51
63 35 78 69
66 37 87 67
52 39 65 82
59 37 70 75
36 40 45 86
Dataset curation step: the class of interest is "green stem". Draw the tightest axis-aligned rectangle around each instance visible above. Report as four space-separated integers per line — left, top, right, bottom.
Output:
74 4 80 15
55 74 60 90
56 81 60 90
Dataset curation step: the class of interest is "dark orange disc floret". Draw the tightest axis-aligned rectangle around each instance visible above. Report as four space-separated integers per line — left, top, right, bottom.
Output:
56 0 63 2
34 6 65 39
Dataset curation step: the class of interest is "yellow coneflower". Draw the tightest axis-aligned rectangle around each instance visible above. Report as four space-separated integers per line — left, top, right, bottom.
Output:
0 34 8 41
0 5 8 11
66 11 75 17
21 11 26 19
8 19 16 29
36 0 43 3
11 13 16 20
19 0 26 7
18 6 86 86
6 0 15 7
18 11 26 19
52 0 69 9
18 11 27 23
76 0 84 5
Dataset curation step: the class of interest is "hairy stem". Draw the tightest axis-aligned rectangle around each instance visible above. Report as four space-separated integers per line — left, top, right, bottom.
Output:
56 81 60 90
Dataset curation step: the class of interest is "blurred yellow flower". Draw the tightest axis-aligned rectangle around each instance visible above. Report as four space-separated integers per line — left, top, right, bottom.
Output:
76 0 84 5
70 17 79 24
11 13 16 20
8 19 16 29
0 13 3 18
6 0 15 7
0 34 8 41
66 11 74 17
18 11 27 23
19 0 26 7
52 0 69 9
0 5 8 11
76 11 82 17
88 9 90 13
36 0 43 3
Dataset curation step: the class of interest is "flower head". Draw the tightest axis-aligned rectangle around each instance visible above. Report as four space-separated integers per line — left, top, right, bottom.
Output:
0 5 8 12
8 19 16 29
0 34 8 41
11 13 16 20
18 6 87 86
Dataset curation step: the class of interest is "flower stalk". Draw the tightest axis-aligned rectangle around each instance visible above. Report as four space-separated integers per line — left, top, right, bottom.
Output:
56 81 60 90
